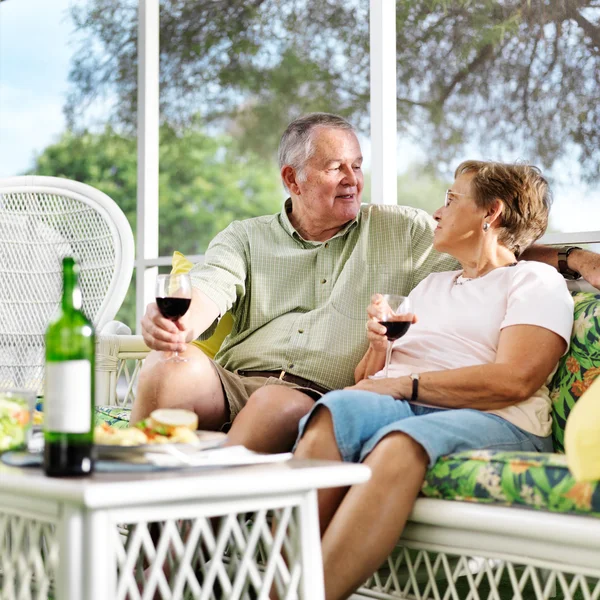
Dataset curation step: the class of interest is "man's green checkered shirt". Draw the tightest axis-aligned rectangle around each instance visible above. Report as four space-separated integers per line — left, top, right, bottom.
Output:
190 201 458 391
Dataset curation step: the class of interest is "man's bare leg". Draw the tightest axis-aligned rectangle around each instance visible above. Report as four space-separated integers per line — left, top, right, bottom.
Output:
131 345 229 429
226 386 315 453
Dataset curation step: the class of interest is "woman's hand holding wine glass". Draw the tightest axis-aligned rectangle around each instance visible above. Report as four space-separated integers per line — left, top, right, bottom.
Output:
367 294 416 377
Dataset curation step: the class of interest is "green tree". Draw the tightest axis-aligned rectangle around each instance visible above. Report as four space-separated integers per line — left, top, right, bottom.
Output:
33 128 138 227
157 122 283 256
395 0 600 182
397 167 448 216
30 125 283 327
66 0 599 181
31 125 282 254
66 0 368 159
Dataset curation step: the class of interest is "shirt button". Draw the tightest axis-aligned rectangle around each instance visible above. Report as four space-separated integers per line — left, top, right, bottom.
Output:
288 363 294 369
321 278 327 284
298 329 304 334
324 242 329 248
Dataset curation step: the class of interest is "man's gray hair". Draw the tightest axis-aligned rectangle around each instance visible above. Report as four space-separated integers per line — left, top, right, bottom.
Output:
278 113 356 191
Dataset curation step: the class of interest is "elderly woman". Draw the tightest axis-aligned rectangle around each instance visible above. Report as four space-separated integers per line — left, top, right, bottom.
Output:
293 160 574 600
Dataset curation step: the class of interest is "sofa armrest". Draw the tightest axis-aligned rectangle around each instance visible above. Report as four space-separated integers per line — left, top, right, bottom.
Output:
100 319 133 336
96 334 151 407
567 280 599 293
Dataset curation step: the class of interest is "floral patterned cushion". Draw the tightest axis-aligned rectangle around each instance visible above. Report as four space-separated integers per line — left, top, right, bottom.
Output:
422 450 600 517
549 292 600 452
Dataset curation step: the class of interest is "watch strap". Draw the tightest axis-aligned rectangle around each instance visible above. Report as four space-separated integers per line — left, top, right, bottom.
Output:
557 246 582 281
410 373 419 402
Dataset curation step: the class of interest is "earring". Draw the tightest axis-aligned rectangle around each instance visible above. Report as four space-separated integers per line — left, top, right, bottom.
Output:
483 222 490 232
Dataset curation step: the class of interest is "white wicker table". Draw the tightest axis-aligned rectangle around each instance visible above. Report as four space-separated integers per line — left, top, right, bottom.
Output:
0 458 369 600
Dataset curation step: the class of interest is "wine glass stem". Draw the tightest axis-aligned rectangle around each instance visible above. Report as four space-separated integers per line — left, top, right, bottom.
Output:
162 350 179 362
384 340 393 378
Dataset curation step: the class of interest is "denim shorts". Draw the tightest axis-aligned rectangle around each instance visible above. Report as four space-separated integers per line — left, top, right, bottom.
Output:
296 390 553 467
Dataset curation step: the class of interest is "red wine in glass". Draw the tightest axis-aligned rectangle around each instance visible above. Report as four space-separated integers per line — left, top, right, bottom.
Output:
378 294 413 377
380 320 411 341
155 273 192 362
156 297 191 321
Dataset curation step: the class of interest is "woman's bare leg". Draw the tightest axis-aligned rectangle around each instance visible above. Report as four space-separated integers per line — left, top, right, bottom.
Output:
321 432 429 600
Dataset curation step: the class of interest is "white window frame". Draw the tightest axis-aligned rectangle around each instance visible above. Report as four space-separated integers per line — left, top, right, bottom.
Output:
134 0 599 329
540 232 600 245
370 0 397 206
136 0 160 329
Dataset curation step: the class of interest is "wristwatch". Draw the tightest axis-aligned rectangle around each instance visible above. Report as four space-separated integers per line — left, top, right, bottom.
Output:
557 246 582 280
409 373 420 402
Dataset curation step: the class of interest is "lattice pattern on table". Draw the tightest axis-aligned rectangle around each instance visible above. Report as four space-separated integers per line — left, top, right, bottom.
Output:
0 191 116 394
0 513 59 600
359 547 600 600
115 507 302 600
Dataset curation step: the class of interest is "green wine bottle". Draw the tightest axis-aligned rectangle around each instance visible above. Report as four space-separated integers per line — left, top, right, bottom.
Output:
43 256 95 477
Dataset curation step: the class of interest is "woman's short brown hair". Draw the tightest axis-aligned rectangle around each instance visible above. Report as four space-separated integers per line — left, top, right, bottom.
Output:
454 160 552 255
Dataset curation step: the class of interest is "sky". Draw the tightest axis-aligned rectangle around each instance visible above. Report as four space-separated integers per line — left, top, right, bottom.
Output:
1 0 599 235
0 0 74 177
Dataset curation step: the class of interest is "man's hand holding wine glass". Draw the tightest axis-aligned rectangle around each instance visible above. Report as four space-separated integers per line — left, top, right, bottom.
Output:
153 274 193 362
141 273 220 360
141 301 191 353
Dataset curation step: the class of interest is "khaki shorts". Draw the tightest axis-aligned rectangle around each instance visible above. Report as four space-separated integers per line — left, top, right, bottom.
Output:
210 360 326 423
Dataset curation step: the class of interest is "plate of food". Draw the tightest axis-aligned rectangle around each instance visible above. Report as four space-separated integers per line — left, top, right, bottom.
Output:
94 408 227 459
0 392 32 452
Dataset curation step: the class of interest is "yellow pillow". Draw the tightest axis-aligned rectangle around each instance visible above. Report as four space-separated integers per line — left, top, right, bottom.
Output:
171 251 233 359
565 375 600 482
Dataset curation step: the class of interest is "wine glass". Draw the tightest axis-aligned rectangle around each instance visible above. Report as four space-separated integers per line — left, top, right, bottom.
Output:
378 294 413 378
155 273 192 363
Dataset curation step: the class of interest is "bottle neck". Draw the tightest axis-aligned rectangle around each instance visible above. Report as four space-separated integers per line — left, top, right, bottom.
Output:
62 260 82 312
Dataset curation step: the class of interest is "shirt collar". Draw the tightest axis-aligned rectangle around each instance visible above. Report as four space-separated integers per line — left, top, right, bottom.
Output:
279 198 361 246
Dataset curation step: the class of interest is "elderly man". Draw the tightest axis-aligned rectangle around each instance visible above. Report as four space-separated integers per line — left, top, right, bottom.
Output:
132 112 600 452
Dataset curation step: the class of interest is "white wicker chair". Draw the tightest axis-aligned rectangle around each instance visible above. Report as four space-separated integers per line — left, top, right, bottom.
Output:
0 175 134 398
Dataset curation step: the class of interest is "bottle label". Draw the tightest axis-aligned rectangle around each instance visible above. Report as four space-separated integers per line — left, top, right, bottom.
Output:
45 361 92 433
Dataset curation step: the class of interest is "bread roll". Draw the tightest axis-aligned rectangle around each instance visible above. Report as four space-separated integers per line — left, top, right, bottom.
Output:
149 408 198 433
